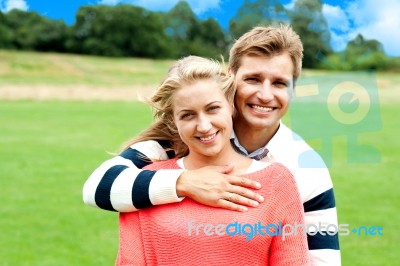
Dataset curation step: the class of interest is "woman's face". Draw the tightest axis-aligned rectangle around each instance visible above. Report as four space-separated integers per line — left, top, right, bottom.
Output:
173 78 233 158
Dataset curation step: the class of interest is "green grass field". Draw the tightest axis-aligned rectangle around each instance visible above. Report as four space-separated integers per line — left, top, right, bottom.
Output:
0 101 153 265
0 50 173 87
1 51 399 265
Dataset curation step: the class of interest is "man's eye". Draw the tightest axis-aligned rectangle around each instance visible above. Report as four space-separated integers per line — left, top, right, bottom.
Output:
245 77 258 82
275 81 288 88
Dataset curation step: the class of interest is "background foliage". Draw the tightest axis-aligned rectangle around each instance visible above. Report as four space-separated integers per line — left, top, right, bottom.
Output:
0 0 399 70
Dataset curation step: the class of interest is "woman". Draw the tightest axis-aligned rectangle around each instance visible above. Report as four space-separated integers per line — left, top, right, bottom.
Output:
116 56 309 265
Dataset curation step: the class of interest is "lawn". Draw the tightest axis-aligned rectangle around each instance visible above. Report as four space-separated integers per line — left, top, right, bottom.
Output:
0 101 152 265
0 50 173 87
1 100 398 265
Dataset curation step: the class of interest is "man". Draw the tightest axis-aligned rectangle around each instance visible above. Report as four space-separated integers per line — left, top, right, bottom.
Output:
83 24 340 265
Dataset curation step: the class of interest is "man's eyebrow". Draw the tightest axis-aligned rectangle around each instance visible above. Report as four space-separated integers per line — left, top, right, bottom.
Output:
242 72 262 77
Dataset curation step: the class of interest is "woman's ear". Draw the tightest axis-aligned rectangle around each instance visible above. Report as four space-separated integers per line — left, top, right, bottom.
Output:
231 103 237 119
228 67 233 77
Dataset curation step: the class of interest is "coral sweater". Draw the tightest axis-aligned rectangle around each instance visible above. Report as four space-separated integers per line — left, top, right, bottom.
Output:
116 159 309 266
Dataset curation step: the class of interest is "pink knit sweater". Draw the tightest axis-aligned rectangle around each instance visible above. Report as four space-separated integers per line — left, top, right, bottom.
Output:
116 159 309 266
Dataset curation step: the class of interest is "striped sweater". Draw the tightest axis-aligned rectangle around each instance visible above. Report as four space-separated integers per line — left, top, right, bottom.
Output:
116 158 309 266
83 123 340 265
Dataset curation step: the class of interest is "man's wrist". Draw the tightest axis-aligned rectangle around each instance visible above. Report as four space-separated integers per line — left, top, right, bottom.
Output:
176 170 189 198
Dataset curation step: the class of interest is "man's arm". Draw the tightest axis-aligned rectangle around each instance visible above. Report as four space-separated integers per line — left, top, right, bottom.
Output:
83 140 183 211
83 140 264 212
300 166 341 265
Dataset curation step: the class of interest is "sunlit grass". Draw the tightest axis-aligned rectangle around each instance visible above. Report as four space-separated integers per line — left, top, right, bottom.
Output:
1 100 398 265
0 50 173 86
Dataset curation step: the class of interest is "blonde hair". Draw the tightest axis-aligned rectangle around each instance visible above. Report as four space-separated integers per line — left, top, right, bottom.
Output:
123 56 235 157
229 24 303 80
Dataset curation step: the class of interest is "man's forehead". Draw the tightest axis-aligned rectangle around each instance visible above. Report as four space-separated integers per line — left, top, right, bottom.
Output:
237 54 294 78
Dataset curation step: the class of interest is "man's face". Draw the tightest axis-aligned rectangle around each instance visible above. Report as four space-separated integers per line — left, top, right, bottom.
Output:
233 53 294 132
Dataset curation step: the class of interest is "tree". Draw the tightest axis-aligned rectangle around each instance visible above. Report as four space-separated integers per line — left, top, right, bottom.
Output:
69 5 172 58
162 1 227 59
345 34 388 70
188 18 228 58
229 0 288 39
3 9 67 52
290 0 331 68
163 1 199 57
0 11 13 48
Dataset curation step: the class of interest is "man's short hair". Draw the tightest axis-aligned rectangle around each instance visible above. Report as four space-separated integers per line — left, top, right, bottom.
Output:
229 24 304 80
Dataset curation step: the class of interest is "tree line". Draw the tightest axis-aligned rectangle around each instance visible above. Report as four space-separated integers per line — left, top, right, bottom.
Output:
0 0 398 70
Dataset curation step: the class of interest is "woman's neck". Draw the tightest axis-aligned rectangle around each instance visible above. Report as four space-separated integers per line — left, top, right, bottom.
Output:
183 147 252 175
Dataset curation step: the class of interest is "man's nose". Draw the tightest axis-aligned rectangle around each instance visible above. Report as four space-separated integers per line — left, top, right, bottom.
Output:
258 82 274 102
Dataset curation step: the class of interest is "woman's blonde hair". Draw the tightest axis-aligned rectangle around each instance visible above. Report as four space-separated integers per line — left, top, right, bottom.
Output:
122 56 235 158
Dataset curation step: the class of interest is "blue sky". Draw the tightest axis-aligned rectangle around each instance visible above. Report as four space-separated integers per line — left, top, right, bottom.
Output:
1 0 399 56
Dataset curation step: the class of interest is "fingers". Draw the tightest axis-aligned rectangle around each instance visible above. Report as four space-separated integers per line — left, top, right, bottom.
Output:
229 176 262 190
225 177 264 205
224 190 262 208
218 198 249 212
179 167 265 212
217 191 262 212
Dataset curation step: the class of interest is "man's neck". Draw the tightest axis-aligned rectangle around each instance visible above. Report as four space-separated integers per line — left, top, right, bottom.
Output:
233 121 280 154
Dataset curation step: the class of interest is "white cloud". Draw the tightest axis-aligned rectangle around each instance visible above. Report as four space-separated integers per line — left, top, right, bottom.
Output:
96 0 221 14
98 0 121 5
187 0 221 14
283 0 294 11
319 0 400 56
322 4 349 33
1 0 28 12
329 31 349 52
344 0 400 56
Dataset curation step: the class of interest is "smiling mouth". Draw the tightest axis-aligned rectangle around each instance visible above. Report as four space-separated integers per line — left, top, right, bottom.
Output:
249 104 275 113
197 132 218 142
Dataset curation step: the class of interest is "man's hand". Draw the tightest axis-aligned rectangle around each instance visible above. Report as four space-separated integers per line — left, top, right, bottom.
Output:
176 165 264 212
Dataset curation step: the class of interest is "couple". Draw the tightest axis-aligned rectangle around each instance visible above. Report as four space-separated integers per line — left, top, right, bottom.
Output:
83 24 340 265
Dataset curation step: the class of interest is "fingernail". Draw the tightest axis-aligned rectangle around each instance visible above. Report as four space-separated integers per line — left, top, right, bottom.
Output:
240 206 248 212
253 201 259 207
259 195 264 202
255 182 261 189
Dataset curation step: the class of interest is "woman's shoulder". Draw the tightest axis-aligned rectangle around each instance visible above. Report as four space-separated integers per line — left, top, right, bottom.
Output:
244 161 296 185
245 160 290 174
143 158 180 170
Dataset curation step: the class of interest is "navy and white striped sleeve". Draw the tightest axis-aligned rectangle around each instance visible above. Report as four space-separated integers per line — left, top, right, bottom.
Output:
299 166 341 265
83 140 184 212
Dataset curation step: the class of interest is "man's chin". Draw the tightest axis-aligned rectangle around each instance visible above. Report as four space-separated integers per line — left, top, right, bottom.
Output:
246 118 279 131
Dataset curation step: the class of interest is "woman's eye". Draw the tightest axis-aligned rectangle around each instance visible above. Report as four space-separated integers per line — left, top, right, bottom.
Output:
180 113 193 120
208 106 221 112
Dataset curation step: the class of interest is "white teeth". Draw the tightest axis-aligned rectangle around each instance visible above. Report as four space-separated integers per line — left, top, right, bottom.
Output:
251 105 273 113
199 133 216 141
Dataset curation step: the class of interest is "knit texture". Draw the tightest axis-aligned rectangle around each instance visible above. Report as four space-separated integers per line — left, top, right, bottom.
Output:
116 159 310 266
